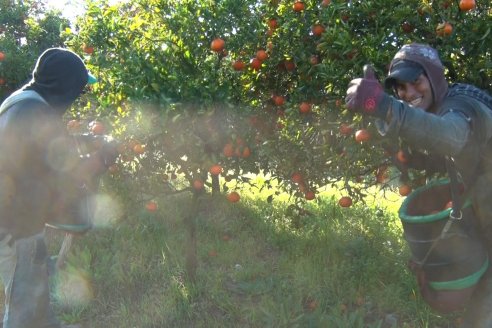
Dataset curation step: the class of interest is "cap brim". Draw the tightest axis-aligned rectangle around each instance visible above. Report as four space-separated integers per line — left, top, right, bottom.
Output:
384 67 422 88
88 73 98 84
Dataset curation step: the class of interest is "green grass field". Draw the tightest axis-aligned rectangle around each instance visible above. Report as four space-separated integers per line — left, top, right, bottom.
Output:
38 183 465 328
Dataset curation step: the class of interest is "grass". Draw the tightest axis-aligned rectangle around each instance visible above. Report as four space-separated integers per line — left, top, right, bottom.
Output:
35 183 465 328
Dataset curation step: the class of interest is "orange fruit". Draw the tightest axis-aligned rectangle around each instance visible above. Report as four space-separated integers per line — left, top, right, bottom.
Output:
192 179 204 190
272 95 285 106
312 24 325 36
396 150 408 164
283 59 296 71
145 201 158 212
210 38 225 52
354 129 370 143
250 58 262 70
338 196 352 207
66 119 82 133
321 0 331 6
108 164 119 174
268 18 278 29
133 143 145 155
82 44 94 55
223 143 235 157
0 77 6 86
227 191 240 203
241 146 251 158
309 55 319 65
232 60 245 71
398 184 412 196
291 172 303 184
293 1 305 12
89 120 105 135
256 49 268 62
459 0 475 11
0 51 5 61
339 123 353 136
305 191 316 200
436 22 453 37
209 164 223 175
299 102 312 114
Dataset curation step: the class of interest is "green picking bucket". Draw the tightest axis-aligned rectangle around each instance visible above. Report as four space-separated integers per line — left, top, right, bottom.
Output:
399 179 488 312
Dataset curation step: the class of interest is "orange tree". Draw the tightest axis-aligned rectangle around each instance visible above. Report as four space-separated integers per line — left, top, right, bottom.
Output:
62 0 491 208
0 1 70 102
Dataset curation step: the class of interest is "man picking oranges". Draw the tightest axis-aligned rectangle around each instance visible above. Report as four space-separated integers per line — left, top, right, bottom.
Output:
346 43 492 327
0 48 118 328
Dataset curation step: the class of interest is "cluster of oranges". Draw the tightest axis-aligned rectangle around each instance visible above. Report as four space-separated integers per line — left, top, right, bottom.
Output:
436 0 476 37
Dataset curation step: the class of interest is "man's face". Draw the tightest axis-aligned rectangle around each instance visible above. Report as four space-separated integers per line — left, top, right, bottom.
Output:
394 74 434 111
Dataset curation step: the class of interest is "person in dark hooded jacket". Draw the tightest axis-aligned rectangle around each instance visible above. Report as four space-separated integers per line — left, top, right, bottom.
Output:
0 48 117 328
345 43 492 327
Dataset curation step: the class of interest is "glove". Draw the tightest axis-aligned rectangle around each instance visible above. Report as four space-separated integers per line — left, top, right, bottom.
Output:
345 65 390 118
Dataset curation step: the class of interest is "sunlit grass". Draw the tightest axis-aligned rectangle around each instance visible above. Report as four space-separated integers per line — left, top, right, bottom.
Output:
35 182 464 327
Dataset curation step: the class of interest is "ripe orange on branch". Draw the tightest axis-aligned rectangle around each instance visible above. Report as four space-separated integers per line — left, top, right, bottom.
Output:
339 123 353 136
82 44 94 55
459 0 475 11
250 58 262 70
210 38 225 52
398 184 412 196
193 179 204 190
311 24 325 36
305 191 316 201
227 191 240 203
293 1 305 12
272 95 285 106
436 22 453 37
88 120 105 135
209 164 223 175
354 129 370 143
0 51 5 61
256 49 268 62
338 196 352 207
232 60 245 71
299 102 312 114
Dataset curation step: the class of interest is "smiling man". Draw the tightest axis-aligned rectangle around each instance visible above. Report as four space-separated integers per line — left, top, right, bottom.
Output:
345 43 492 327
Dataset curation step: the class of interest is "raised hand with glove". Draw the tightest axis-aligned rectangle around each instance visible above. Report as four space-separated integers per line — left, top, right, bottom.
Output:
345 65 392 119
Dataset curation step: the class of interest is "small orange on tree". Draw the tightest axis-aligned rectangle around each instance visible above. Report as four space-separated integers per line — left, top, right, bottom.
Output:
299 102 312 114
227 191 240 203
354 129 370 143
232 60 245 71
210 38 225 52
459 0 475 11
209 164 223 175
293 1 305 12
436 22 453 37
338 196 352 207
398 184 412 196
256 49 268 62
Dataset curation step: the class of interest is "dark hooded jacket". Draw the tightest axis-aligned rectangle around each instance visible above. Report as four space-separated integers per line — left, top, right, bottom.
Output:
0 48 90 239
377 43 492 237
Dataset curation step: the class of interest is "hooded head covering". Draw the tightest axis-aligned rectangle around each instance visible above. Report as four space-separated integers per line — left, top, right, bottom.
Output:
24 48 96 113
384 43 448 112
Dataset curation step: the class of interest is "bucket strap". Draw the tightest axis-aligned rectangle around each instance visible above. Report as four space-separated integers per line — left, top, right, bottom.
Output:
416 157 470 267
